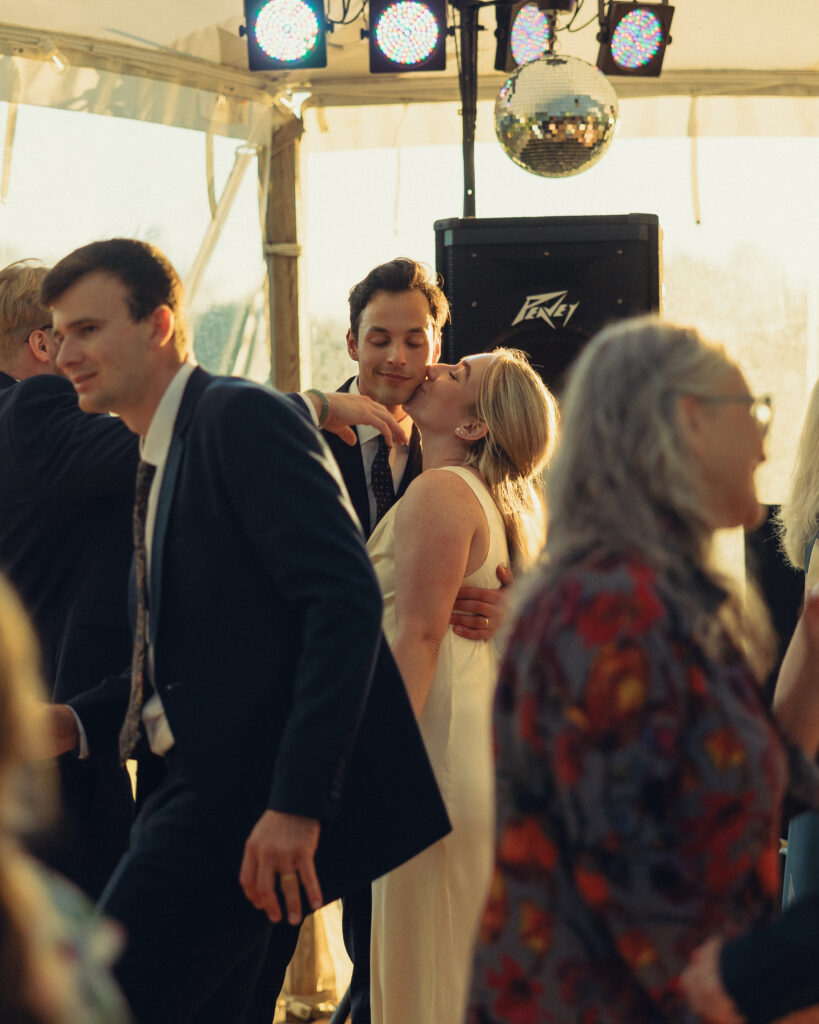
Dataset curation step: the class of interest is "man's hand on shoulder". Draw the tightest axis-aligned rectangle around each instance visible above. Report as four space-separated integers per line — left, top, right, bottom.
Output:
451 564 514 641
304 390 410 447
239 810 323 926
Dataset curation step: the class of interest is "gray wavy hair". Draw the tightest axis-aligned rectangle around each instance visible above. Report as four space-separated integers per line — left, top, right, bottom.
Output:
544 315 771 673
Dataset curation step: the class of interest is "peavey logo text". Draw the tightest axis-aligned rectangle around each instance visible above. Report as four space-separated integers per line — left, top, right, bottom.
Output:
511 290 580 329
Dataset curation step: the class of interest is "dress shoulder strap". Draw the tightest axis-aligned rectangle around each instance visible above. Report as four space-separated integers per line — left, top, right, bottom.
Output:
433 466 501 525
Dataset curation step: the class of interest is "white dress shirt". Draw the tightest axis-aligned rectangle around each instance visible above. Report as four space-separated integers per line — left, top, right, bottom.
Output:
139 361 196 755
75 362 195 760
347 377 410 527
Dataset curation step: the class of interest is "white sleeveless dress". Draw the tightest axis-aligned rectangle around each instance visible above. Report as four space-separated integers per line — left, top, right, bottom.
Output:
367 466 506 1024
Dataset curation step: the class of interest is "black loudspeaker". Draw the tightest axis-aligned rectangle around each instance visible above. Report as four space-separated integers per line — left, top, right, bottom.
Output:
434 213 662 393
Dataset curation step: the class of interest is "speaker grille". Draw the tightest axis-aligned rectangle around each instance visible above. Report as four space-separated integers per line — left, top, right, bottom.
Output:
435 214 662 393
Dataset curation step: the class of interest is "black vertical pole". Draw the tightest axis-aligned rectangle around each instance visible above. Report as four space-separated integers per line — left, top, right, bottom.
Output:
458 1 479 217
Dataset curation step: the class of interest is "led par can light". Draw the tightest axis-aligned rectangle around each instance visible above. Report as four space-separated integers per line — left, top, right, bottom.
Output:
369 0 447 72
242 0 328 70
596 2 674 77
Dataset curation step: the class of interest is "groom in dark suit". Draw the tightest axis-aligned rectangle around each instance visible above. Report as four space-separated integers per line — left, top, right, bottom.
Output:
320 259 437 538
44 239 449 1024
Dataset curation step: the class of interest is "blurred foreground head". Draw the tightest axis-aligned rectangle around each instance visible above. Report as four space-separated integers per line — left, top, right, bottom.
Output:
0 575 51 834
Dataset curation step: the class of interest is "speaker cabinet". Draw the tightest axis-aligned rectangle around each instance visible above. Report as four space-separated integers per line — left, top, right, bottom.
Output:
434 213 662 392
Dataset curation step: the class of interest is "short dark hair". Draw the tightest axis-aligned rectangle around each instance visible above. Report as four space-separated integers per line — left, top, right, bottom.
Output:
348 258 449 338
41 239 191 355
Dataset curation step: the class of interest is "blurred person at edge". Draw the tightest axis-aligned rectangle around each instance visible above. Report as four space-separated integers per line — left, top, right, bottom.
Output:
0 259 139 897
467 317 819 1024
679 378 819 1024
776 376 819 913
0 573 130 1024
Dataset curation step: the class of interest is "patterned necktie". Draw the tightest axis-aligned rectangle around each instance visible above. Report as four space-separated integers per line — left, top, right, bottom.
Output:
371 434 396 526
119 459 156 764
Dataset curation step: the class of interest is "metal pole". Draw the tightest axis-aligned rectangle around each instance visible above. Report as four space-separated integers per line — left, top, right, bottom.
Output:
458 2 479 217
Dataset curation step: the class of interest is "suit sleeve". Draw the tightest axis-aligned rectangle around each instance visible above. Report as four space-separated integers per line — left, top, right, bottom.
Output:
720 893 819 1024
284 391 320 427
210 386 382 822
67 667 132 756
8 375 138 496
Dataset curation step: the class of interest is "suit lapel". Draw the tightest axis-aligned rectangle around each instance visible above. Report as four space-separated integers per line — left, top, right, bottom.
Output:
149 366 213 641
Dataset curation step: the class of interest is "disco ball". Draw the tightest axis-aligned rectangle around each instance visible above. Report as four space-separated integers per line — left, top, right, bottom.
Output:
495 54 619 178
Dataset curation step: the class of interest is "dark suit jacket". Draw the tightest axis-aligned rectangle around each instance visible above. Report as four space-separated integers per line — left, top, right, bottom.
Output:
321 377 422 539
721 893 819 1023
0 371 137 895
72 368 449 898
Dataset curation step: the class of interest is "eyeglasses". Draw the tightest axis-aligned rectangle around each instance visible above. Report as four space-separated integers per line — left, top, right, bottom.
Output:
687 393 773 438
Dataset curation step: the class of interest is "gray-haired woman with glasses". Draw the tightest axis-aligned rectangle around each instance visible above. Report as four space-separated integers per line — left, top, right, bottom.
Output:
468 316 819 1024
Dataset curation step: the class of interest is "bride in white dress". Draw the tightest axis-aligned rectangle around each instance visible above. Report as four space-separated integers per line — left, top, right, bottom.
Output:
367 347 557 1024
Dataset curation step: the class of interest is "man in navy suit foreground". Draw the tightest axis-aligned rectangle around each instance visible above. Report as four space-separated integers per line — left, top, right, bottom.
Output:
45 238 449 1024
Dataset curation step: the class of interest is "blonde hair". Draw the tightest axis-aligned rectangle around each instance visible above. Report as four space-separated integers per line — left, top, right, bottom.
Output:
544 316 772 676
777 377 819 571
0 261 50 369
0 576 54 1024
0 577 49 817
464 348 558 570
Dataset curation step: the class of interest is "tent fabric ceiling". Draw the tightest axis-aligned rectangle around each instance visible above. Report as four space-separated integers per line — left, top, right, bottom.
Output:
0 0 818 125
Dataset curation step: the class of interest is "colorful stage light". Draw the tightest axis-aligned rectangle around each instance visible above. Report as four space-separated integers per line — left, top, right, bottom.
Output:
610 8 663 69
495 2 555 73
369 0 447 72
242 0 327 70
596 2 674 77
510 4 551 66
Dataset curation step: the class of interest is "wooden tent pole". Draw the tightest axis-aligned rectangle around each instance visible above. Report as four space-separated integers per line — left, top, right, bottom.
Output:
260 115 304 391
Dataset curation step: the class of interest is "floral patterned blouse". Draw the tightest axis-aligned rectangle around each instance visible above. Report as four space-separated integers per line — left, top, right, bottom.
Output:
468 552 819 1024
12 856 130 1024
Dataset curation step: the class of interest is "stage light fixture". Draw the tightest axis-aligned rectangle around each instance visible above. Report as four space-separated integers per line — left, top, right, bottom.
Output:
596 2 673 77
494 2 553 72
241 0 328 70
368 0 447 73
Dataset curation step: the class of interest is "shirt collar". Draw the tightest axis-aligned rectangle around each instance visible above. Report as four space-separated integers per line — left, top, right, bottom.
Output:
350 375 413 447
141 362 196 467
